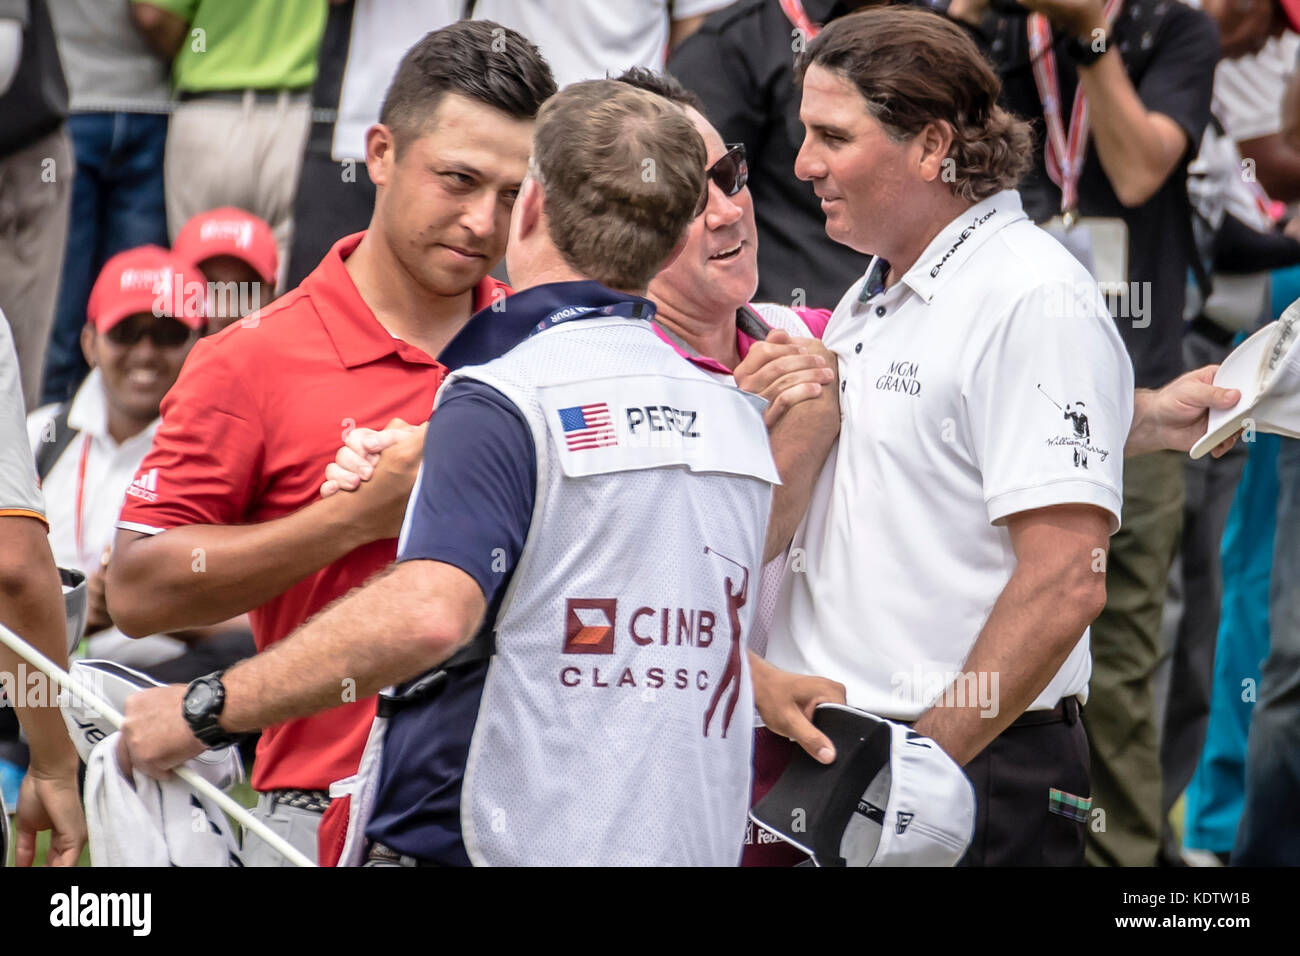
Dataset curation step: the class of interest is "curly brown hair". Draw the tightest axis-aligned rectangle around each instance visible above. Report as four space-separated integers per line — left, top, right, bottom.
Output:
796 6 1033 202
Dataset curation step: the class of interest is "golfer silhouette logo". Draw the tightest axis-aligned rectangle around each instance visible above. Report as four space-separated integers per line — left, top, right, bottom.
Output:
1038 384 1091 469
1063 402 1090 468
702 545 748 738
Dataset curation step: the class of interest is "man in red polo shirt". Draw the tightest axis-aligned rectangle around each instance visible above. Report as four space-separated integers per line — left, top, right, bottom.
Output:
106 21 556 866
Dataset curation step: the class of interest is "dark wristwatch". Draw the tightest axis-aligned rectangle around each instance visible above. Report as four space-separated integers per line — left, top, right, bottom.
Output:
1063 30 1110 66
182 671 239 748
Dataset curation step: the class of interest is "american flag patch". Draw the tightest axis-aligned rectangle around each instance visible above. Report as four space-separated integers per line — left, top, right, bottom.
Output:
557 403 617 451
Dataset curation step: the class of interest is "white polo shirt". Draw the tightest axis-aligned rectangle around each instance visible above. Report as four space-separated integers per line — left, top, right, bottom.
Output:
27 370 185 668
473 0 734 90
764 189 1134 720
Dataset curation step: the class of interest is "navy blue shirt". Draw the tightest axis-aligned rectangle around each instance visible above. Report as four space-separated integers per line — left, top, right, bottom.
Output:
365 281 655 864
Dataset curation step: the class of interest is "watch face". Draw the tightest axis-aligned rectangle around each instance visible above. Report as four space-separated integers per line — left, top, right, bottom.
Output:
185 682 215 717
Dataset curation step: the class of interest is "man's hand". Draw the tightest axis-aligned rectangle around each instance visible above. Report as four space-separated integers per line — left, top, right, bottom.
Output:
1018 0 1107 36
118 684 204 780
320 418 422 497
734 330 837 428
1127 365 1242 458
14 759 86 866
320 418 427 541
750 653 846 764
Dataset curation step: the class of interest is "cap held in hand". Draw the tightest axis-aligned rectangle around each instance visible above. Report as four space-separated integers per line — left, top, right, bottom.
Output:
1190 299 1300 459
750 703 975 866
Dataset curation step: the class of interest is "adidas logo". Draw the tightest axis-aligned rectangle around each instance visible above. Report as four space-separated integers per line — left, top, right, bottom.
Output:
125 468 159 503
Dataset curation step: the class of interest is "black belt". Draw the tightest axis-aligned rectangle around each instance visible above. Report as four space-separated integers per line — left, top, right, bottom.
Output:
268 788 331 814
366 842 439 867
1007 696 1081 730
178 88 311 104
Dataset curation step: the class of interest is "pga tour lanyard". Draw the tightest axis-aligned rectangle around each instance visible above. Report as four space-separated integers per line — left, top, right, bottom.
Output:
528 300 649 338
780 0 822 39
1028 0 1123 225
73 433 92 568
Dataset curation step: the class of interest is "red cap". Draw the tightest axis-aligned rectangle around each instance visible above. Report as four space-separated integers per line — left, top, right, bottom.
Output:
173 206 279 286
87 245 209 332
1280 0 1300 33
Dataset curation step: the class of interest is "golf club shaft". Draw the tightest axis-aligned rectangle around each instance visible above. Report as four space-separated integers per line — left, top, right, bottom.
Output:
0 621 315 868
704 546 746 572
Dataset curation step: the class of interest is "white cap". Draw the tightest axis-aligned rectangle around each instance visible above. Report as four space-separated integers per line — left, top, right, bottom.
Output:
1191 302 1300 459
750 703 976 866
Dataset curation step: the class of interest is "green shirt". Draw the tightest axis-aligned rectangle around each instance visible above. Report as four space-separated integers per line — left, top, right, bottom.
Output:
133 0 326 93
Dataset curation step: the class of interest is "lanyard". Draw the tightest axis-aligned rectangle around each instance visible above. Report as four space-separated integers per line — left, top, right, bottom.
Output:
74 433 91 568
1028 0 1123 223
780 0 822 39
527 300 649 339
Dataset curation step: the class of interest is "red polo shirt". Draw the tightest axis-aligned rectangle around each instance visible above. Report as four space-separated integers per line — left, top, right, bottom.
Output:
117 232 510 792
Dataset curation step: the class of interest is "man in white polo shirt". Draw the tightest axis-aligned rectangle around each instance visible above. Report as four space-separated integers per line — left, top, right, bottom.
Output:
758 6 1133 866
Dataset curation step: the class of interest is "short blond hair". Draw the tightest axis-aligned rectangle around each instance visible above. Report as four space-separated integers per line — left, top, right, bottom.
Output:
532 81 706 290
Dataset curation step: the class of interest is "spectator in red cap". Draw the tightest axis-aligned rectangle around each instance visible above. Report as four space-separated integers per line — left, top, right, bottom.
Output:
26 245 254 678
173 207 279 333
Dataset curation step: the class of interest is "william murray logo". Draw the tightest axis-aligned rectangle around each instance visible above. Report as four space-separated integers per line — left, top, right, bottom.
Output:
1037 384 1109 467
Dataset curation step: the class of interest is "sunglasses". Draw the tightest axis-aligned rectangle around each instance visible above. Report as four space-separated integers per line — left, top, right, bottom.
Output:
104 316 201 348
694 144 749 217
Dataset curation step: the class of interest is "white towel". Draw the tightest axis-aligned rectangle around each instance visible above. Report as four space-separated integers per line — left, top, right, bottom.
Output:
84 734 242 867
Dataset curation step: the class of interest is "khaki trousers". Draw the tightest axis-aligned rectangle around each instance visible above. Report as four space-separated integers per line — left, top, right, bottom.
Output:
0 127 73 410
163 93 311 289
1084 449 1185 866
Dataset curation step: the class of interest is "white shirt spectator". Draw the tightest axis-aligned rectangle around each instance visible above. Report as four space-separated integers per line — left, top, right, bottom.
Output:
331 0 460 161
1213 30 1300 143
27 369 185 667
473 0 735 90
764 189 1134 721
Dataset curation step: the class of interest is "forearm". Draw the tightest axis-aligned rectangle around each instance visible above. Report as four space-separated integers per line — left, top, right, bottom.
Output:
130 3 188 60
764 395 839 562
218 563 481 732
108 494 374 635
1077 49 1183 207
911 566 1101 764
1237 135 1300 204
0 524 78 773
1125 388 1157 456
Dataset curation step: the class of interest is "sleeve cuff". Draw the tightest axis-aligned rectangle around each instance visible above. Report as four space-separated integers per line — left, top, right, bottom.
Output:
116 520 167 535
0 507 47 527
986 479 1122 534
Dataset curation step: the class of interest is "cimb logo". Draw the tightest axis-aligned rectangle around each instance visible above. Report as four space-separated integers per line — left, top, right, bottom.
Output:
50 886 151 936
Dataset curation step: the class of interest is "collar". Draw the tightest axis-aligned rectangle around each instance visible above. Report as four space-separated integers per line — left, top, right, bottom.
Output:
438 280 657 372
650 305 772 376
304 232 507 370
893 190 1027 305
67 368 109 438
67 369 159 448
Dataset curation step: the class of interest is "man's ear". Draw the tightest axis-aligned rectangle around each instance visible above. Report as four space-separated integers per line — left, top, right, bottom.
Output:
916 119 956 184
364 123 397 188
515 176 544 242
80 324 97 369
